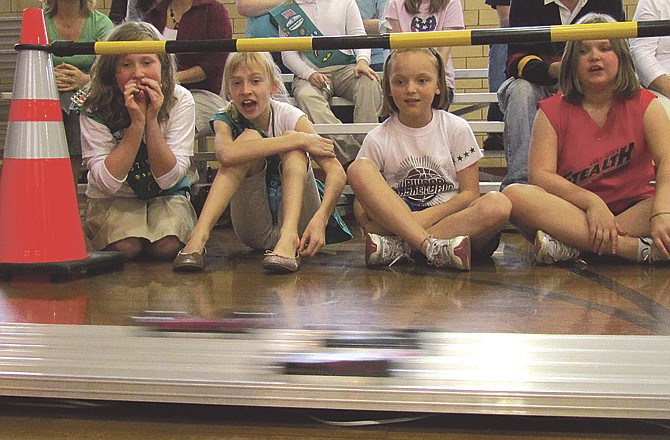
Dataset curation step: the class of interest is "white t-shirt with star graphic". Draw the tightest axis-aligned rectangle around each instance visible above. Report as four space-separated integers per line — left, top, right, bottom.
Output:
357 109 481 209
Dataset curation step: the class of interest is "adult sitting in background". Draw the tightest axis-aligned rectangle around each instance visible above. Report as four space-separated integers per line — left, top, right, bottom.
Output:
235 0 289 73
631 0 670 116
44 0 114 183
503 13 670 266
276 0 382 167
497 0 624 190
145 0 232 135
356 0 390 72
108 0 157 23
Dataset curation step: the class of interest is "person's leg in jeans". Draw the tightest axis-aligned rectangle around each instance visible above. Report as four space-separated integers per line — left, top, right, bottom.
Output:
484 3 510 150
497 78 551 190
487 43 507 122
484 43 507 150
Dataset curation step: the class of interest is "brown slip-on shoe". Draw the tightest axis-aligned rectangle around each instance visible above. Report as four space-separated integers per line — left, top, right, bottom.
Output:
172 248 206 272
262 251 301 273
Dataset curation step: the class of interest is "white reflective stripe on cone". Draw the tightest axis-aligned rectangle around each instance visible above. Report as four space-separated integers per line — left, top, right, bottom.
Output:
4 121 69 159
12 50 60 101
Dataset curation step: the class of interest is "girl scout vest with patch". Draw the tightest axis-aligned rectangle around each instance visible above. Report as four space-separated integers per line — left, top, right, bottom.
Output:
87 112 190 200
211 106 352 244
269 1 356 69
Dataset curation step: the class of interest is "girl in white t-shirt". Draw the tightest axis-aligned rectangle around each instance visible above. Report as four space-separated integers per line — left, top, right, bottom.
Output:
347 48 511 270
173 52 347 273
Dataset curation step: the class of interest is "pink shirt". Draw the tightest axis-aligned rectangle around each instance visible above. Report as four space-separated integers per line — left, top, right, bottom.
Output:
539 90 656 214
385 0 464 88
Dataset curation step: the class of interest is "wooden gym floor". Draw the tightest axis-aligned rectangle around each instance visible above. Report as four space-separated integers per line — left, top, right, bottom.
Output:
3 225 666 336
1 222 669 438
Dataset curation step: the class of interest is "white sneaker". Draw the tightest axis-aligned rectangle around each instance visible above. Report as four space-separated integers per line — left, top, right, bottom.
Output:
365 233 412 267
637 237 667 264
425 236 471 271
533 230 580 265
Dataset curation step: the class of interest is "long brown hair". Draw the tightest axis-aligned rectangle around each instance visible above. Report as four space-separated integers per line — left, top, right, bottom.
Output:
403 0 451 14
43 0 95 17
560 13 640 105
84 22 177 129
379 48 449 117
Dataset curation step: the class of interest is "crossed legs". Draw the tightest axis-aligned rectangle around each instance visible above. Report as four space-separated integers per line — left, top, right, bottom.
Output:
348 158 511 256
503 183 652 261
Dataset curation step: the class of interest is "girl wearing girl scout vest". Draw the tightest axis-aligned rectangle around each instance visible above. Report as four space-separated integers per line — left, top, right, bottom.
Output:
173 52 347 273
81 22 198 261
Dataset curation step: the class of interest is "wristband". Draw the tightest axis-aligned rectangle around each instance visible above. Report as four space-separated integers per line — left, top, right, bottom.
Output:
649 211 670 221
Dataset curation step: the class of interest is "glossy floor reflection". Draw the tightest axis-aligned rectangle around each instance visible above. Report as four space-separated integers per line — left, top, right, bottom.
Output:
1 226 669 335
2 225 670 438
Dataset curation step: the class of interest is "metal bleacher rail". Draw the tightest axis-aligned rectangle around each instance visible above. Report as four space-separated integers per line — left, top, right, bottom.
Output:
278 70 499 113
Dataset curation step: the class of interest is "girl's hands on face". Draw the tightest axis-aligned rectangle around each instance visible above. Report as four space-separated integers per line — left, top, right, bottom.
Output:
138 77 164 120
123 77 163 123
123 79 148 123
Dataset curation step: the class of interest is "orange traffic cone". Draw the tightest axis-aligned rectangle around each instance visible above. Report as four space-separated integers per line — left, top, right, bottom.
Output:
0 8 122 277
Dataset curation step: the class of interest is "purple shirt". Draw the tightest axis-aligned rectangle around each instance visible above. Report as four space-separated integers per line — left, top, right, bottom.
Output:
146 0 232 94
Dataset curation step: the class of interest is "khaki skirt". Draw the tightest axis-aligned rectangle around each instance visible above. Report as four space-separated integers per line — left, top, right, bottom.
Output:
85 196 197 251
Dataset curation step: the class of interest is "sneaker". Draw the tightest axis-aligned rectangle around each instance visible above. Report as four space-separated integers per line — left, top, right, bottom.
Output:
425 236 471 270
365 233 412 267
637 237 667 264
533 230 580 265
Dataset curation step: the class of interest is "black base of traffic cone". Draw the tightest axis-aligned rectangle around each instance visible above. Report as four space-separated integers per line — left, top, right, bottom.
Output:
0 251 124 280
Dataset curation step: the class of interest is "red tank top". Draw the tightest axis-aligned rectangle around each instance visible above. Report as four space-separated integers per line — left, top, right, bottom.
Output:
538 90 656 214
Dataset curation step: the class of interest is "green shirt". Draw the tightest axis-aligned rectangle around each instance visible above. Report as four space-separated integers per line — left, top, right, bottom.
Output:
45 10 114 73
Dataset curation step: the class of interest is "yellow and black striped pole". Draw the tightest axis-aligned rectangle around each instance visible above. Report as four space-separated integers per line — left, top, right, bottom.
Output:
17 20 670 56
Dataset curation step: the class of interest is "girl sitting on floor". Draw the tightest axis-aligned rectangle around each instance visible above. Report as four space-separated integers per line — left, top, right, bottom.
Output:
173 52 347 273
347 47 511 270
81 22 198 261
502 13 670 265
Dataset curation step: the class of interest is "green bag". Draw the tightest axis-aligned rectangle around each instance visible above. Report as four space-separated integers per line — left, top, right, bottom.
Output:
316 179 353 244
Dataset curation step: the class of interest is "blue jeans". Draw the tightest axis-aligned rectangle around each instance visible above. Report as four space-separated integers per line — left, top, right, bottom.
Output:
497 77 552 190
487 43 507 122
